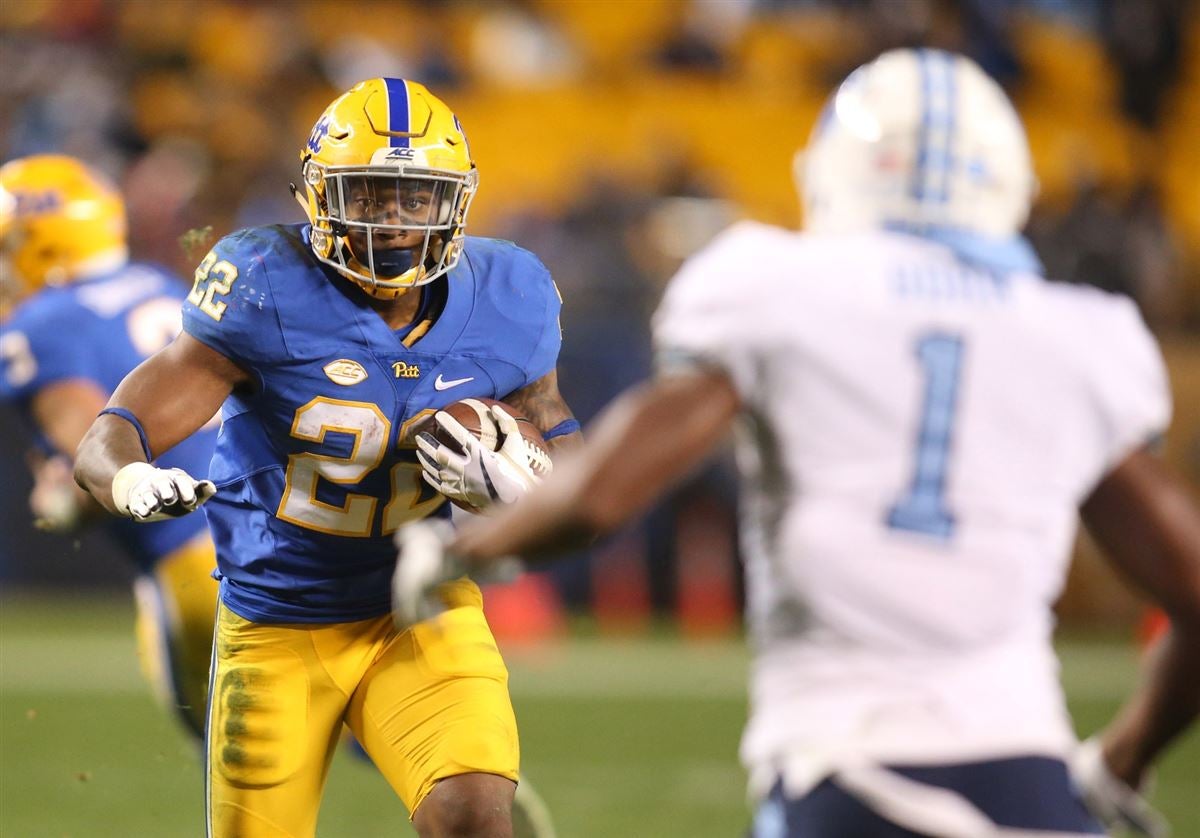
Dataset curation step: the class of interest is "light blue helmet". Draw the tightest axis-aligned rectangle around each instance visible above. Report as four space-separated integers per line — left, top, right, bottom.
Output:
798 49 1036 238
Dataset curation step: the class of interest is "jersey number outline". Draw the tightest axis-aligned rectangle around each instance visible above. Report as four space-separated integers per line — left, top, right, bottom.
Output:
887 332 964 539
186 251 238 322
0 330 37 388
277 397 444 537
127 296 184 356
0 297 180 389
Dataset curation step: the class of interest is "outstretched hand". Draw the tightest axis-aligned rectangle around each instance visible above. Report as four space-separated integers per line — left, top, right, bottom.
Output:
392 519 522 629
111 461 216 522
1070 737 1167 838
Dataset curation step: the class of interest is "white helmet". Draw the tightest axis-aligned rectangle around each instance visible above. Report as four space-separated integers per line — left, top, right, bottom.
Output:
799 49 1036 238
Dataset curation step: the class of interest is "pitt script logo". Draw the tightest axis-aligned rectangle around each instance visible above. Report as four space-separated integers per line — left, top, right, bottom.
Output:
392 361 421 379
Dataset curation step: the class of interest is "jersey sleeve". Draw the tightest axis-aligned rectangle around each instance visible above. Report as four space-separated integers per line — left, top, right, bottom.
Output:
1087 296 1172 473
471 240 564 388
181 229 286 369
0 302 102 403
651 223 766 394
517 251 563 386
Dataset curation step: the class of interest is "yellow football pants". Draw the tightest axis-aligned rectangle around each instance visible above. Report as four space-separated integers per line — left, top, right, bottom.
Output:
206 579 519 838
133 534 219 737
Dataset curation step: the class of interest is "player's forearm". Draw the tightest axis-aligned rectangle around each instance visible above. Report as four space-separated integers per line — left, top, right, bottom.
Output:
1100 623 1200 787
454 401 644 564
454 372 738 566
74 414 150 514
455 483 597 564
1081 450 1200 786
545 429 583 458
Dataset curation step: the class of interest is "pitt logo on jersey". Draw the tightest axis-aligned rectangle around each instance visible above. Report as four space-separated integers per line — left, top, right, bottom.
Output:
392 361 420 379
323 359 368 386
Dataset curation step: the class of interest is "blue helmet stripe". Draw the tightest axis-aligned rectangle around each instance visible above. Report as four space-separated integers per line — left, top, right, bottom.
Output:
912 50 931 204
384 78 410 147
933 51 956 204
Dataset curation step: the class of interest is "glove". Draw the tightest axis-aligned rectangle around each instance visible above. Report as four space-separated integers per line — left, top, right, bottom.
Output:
392 519 522 628
29 454 85 533
111 461 216 522
1070 737 1167 838
415 404 547 512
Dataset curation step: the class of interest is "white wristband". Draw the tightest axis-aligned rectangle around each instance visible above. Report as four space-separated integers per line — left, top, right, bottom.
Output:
111 461 157 515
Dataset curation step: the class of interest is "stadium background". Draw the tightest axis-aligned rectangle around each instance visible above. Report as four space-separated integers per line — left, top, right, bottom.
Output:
1 0 1198 835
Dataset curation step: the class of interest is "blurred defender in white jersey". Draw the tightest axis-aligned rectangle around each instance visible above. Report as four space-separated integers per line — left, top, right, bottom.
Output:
395 50 1200 837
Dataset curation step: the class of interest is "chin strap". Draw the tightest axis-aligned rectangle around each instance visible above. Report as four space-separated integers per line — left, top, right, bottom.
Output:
288 182 308 215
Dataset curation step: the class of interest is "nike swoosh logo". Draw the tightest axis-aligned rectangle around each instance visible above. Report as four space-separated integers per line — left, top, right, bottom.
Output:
434 374 475 391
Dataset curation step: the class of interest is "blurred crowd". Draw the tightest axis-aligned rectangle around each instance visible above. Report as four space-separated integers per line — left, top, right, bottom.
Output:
2 0 1197 615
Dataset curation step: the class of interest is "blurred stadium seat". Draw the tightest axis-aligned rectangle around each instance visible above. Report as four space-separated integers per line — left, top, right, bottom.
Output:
1 0 1197 633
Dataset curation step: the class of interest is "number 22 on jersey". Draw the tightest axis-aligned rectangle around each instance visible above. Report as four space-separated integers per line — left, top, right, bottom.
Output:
277 397 443 537
187 251 237 321
888 332 964 539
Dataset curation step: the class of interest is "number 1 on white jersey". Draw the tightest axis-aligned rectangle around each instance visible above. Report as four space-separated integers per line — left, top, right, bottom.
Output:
887 332 964 539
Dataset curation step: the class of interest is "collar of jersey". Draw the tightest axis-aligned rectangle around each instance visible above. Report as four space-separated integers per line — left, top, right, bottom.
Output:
312 229 474 356
885 222 1043 277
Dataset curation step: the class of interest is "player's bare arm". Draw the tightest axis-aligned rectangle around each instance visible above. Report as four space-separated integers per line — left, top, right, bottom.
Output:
1080 448 1200 788
32 379 110 456
28 379 111 528
454 367 740 563
75 332 250 514
502 368 581 456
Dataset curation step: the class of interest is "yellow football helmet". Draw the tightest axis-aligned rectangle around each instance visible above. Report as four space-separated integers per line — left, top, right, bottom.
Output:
297 78 478 300
0 155 128 308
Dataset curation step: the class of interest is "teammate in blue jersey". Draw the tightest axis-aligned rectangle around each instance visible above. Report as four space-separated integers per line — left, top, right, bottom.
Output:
75 78 580 838
0 155 218 738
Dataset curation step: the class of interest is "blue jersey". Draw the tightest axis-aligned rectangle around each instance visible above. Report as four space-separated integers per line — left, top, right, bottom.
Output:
0 263 217 570
182 224 562 623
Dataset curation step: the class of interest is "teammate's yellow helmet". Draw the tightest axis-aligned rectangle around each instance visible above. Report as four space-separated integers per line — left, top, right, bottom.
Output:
298 78 478 300
0 155 128 302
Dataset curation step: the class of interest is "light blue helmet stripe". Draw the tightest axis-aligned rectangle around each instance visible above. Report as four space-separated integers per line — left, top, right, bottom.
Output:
911 50 932 203
912 50 957 206
383 77 410 148
933 51 957 203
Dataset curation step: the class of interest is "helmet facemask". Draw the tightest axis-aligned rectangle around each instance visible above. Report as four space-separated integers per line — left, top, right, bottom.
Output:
306 162 477 300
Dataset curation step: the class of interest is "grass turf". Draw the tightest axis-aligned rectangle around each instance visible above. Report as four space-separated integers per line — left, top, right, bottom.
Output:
1 594 1196 837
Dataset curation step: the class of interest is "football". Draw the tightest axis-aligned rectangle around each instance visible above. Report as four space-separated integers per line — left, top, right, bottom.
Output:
430 397 553 479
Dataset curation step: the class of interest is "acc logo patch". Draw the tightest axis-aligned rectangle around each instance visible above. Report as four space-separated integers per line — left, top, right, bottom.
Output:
323 359 368 386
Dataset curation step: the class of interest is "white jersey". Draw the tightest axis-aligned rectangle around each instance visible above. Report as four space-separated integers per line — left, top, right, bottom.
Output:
653 222 1171 799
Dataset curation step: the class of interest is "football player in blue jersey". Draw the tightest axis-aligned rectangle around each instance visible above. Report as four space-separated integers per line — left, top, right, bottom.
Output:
75 78 581 838
0 154 219 739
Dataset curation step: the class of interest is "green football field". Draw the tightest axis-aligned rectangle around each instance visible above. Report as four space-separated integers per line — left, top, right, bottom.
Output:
1 594 1197 838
